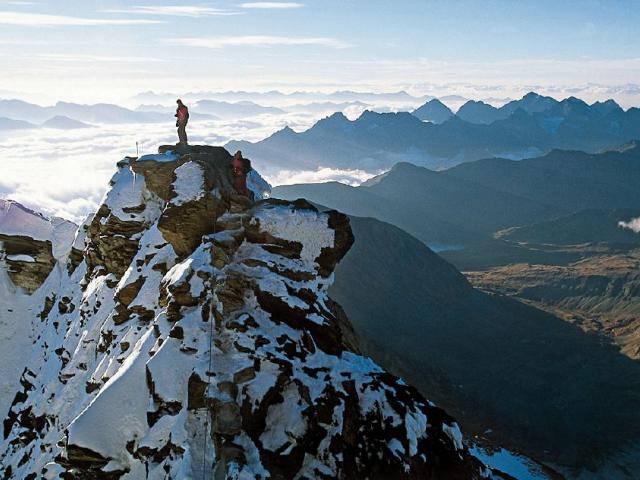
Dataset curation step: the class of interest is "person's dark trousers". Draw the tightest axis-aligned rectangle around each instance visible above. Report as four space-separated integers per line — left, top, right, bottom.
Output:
177 122 188 144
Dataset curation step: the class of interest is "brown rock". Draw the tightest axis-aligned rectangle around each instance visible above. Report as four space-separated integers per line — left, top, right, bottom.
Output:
0 233 55 293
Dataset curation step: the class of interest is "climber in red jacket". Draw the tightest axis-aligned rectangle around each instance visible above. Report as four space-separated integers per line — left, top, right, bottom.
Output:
231 150 253 199
175 99 189 145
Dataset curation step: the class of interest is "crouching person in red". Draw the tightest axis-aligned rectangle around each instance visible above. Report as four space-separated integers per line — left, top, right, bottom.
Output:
231 151 254 200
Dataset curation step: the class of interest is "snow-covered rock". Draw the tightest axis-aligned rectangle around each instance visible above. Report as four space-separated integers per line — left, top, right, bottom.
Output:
0 201 76 442
0 199 76 293
0 145 501 479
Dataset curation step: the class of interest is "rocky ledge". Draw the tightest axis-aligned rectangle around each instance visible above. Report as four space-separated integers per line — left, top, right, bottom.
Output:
1 146 504 479
0 200 76 294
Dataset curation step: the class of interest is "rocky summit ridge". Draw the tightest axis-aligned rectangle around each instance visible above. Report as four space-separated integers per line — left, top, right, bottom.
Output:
1 145 502 479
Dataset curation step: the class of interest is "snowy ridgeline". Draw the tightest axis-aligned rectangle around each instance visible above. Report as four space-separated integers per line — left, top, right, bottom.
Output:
0 199 77 260
0 146 500 479
0 200 79 419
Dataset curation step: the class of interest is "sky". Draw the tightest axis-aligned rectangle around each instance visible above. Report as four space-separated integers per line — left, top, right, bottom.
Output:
2 0 640 222
1 0 640 104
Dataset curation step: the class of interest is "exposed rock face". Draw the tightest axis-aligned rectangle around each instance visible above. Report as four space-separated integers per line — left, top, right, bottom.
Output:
0 146 499 479
0 200 76 293
0 233 55 293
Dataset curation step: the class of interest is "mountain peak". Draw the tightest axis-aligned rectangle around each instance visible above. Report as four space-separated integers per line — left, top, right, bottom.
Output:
456 100 500 124
1 144 492 478
564 96 588 106
591 98 623 116
42 115 92 129
412 99 454 123
356 109 378 120
425 98 447 106
326 110 349 121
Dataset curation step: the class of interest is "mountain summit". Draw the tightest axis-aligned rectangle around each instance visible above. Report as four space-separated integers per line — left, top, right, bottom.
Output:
411 99 454 124
0 145 498 479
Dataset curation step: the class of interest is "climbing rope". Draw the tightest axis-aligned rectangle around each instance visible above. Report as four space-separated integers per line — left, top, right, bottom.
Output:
202 220 216 480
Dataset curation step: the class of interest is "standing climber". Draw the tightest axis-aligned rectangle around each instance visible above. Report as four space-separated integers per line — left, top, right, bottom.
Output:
175 99 189 145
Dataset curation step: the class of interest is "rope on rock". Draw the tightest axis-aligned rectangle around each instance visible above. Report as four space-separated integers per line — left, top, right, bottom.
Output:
202 220 217 480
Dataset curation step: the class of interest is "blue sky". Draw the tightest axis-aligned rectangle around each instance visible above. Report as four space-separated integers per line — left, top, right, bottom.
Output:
1 0 639 103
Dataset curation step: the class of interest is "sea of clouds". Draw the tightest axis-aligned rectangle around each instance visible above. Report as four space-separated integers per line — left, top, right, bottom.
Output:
0 107 380 223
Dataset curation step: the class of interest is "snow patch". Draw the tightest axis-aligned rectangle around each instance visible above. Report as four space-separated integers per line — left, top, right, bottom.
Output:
442 422 464 451
388 438 405 459
172 161 205 205
259 383 308 452
246 169 272 200
470 445 552 480
137 151 178 163
6 254 36 263
67 329 155 466
252 204 334 264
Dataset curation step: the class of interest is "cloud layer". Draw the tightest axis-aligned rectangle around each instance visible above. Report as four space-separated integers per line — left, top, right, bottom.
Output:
0 11 163 26
0 104 365 222
165 35 351 49
240 2 304 9
104 6 240 17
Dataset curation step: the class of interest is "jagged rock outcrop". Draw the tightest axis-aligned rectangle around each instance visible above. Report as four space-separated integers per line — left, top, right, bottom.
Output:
0 146 502 479
0 200 76 293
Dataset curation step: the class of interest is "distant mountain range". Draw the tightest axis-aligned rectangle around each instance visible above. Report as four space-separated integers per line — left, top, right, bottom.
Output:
194 99 285 117
0 114 92 131
136 100 287 118
272 143 640 247
456 92 559 124
0 99 166 125
131 89 433 106
228 92 640 170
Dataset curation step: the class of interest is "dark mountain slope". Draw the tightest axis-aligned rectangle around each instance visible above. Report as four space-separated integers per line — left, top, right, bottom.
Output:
272 177 480 245
274 161 558 246
330 215 640 473
444 145 640 211
362 162 553 236
496 209 640 246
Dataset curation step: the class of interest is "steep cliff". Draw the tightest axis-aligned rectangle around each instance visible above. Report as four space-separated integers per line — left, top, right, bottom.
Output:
1 146 501 479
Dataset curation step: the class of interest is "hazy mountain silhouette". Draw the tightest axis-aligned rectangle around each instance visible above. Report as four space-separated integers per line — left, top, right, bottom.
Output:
0 99 166 124
0 117 37 130
131 89 431 105
194 99 285 117
41 115 92 130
